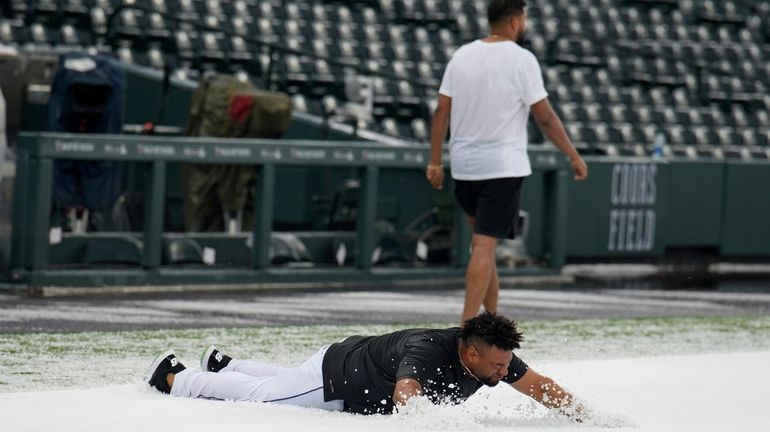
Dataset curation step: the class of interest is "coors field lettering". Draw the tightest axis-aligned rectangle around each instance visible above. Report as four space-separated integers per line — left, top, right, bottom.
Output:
611 164 657 206
608 163 657 252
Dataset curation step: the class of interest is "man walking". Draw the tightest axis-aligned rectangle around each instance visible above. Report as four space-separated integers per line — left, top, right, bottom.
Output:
146 312 586 419
426 0 589 324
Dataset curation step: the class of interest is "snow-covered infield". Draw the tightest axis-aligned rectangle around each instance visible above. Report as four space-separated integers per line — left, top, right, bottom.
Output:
2 316 769 431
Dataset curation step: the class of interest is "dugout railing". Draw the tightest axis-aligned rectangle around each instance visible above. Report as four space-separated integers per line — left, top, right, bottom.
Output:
6 132 570 289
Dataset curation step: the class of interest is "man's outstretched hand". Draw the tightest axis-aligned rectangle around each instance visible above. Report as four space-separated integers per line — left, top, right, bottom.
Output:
560 401 591 423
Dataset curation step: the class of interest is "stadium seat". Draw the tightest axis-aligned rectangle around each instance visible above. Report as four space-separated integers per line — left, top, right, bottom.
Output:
60 24 91 48
757 111 770 128
174 30 201 66
147 47 165 70
176 0 203 21
147 0 168 13
199 32 230 71
143 14 172 49
410 118 429 143
28 0 61 26
116 46 136 64
381 118 400 137
321 94 341 117
113 9 145 46
758 130 770 148
29 23 58 47
88 7 108 39
61 0 92 28
0 20 27 46
6 0 768 157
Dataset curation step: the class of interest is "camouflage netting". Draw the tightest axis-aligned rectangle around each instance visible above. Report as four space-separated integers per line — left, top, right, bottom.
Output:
182 74 292 232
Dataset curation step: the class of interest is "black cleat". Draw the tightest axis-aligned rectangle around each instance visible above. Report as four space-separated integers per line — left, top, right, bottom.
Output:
200 344 233 373
145 349 186 394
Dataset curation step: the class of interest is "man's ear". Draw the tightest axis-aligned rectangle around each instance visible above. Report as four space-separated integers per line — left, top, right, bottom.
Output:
511 14 526 36
467 345 481 362
510 16 520 34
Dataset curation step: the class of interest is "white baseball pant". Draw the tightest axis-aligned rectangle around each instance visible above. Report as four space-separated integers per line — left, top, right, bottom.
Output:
170 345 345 411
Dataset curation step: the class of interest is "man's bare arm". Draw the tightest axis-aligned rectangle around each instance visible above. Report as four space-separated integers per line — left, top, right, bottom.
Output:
530 98 588 181
393 378 424 406
426 95 451 190
511 368 586 420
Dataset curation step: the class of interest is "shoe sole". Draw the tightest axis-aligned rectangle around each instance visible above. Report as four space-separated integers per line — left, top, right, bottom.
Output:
200 344 217 371
144 349 175 383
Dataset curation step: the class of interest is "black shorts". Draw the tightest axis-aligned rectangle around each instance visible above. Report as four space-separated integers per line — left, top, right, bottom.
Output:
454 177 525 239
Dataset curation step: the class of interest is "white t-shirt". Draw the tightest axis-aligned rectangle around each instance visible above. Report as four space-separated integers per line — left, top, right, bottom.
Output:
439 40 548 180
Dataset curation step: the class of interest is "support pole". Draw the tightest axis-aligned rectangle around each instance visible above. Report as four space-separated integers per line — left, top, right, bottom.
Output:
143 161 166 269
452 194 472 267
546 169 569 269
252 164 275 269
356 166 379 270
26 157 54 270
9 151 29 269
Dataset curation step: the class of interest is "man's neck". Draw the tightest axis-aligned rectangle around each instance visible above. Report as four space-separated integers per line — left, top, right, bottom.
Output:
485 25 516 42
483 34 511 43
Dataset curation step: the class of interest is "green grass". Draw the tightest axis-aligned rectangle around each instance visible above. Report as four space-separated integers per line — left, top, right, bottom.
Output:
1 315 769 394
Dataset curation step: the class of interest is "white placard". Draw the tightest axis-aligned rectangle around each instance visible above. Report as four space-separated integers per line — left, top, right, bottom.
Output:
49 227 63 245
416 241 429 261
202 247 216 265
371 246 382 264
335 243 347 267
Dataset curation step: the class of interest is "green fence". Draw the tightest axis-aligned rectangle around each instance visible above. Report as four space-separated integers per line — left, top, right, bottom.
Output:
5 133 570 288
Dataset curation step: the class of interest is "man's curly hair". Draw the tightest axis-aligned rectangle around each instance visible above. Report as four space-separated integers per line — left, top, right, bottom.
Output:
460 312 524 351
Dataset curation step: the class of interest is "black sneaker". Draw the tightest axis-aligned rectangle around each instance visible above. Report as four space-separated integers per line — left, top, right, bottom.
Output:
200 344 232 373
145 349 186 394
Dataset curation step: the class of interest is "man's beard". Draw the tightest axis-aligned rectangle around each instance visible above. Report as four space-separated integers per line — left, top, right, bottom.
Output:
479 376 501 387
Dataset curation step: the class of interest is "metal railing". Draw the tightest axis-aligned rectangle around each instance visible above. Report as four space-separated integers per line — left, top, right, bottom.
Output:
8 132 570 288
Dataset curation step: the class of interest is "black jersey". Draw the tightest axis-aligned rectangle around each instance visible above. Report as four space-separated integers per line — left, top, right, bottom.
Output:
321 328 528 415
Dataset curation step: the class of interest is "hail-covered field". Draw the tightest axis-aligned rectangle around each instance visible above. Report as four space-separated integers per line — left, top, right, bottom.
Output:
2 316 769 431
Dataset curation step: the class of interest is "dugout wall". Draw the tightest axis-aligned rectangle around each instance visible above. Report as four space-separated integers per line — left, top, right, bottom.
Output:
565 157 770 260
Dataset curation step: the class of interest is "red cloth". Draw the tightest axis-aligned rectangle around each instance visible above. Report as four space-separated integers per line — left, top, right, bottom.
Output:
228 94 255 125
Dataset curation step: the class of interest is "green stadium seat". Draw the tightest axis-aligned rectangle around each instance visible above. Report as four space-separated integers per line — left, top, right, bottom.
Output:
6 0 769 157
113 9 145 46
61 0 92 29
410 118 428 143
60 24 91 48
759 131 770 147
29 23 58 47
0 19 27 46
28 0 61 26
